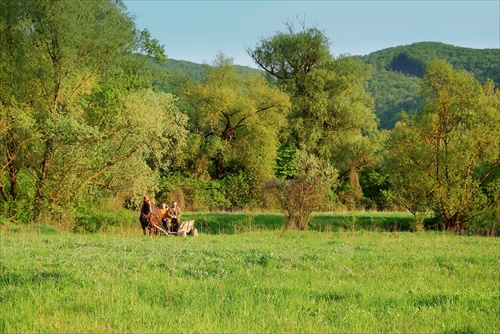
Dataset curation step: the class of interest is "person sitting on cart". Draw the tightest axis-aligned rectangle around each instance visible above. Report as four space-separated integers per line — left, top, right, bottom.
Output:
160 202 169 231
167 201 181 233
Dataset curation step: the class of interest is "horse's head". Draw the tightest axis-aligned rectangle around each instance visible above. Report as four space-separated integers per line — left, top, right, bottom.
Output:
142 196 153 213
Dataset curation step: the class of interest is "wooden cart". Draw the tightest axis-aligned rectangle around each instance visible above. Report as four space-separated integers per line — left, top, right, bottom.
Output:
162 219 198 237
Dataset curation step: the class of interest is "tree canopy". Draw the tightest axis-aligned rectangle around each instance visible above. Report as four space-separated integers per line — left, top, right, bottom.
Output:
180 53 291 182
0 0 181 223
386 60 500 230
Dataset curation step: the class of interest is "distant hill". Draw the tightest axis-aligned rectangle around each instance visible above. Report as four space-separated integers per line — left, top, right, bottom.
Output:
359 42 499 82
357 42 500 129
148 58 262 95
148 42 499 129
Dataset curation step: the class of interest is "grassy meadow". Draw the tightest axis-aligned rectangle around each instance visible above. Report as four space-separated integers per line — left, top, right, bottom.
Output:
1 212 499 333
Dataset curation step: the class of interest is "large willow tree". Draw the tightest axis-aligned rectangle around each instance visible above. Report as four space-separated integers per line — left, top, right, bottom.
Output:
0 0 186 223
248 22 379 203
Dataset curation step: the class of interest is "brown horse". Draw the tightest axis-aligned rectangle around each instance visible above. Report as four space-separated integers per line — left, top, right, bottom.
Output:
139 196 163 236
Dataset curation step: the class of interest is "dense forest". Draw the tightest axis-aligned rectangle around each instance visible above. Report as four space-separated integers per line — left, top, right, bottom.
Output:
1 0 499 233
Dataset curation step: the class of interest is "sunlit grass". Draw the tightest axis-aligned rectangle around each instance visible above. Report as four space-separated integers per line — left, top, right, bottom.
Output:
1 224 498 333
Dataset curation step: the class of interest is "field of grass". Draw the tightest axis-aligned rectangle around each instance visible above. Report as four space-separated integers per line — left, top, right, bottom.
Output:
1 213 499 333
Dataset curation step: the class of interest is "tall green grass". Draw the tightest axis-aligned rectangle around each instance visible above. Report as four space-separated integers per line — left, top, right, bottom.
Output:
1 225 498 333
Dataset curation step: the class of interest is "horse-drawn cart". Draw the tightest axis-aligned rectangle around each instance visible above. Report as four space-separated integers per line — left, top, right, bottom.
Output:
162 219 198 237
140 196 198 237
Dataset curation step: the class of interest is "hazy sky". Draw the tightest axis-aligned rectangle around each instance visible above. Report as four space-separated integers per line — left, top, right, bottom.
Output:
123 1 500 67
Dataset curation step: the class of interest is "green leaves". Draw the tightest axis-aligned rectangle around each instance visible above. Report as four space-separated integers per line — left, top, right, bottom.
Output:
181 53 290 181
248 24 331 80
249 21 380 211
386 60 500 229
0 0 174 223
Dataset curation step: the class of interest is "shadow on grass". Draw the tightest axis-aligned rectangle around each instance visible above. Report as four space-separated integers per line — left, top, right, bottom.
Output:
309 213 415 232
181 212 284 235
181 212 415 235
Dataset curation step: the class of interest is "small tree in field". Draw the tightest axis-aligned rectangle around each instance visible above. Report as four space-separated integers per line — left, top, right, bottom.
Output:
270 152 337 231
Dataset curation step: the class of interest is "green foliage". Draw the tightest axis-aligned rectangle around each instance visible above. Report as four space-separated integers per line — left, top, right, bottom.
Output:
179 53 290 182
248 22 332 81
73 208 138 234
267 151 338 230
361 42 499 84
274 143 299 179
358 170 392 210
223 171 263 209
0 0 189 224
37 88 186 222
386 60 500 230
159 170 264 212
365 70 424 129
249 21 380 210
3 4 498 224
178 211 416 234
158 173 231 212
150 42 499 131
0 169 37 223
148 57 261 93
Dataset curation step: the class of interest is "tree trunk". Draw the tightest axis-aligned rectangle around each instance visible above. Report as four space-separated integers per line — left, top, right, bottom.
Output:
33 138 54 221
8 162 17 200
288 215 296 230
6 139 18 200
349 166 363 202
0 184 8 201
215 151 224 179
444 212 462 231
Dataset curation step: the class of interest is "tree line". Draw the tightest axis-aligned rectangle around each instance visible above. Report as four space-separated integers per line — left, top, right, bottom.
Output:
1 0 498 233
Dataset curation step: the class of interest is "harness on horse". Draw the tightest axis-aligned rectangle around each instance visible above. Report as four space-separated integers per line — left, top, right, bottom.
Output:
141 205 168 234
140 210 152 220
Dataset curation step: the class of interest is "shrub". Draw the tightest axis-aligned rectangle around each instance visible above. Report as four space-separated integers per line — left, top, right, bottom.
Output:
223 171 262 210
159 173 231 211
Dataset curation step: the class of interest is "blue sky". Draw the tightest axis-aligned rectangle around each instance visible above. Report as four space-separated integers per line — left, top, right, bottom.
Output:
124 1 500 67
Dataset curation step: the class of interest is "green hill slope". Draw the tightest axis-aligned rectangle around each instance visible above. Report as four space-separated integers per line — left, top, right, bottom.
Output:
148 58 262 95
357 42 499 129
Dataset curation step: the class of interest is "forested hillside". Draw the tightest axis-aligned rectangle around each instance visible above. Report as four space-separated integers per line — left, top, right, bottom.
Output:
360 42 499 82
357 42 500 128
